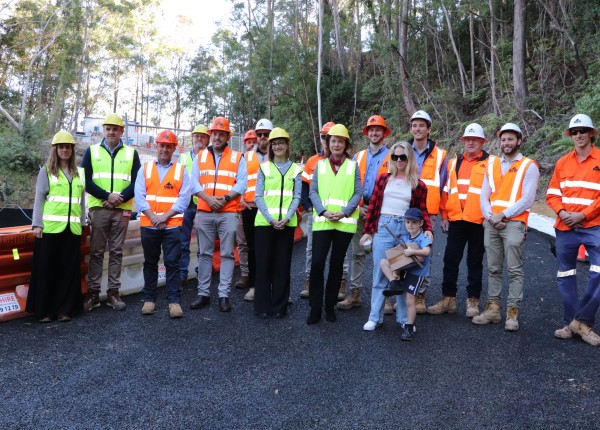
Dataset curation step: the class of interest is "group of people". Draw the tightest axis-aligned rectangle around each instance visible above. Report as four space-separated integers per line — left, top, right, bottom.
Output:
25 111 600 347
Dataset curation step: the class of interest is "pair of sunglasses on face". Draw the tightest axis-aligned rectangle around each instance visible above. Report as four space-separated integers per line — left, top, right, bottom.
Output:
390 153 408 162
569 128 590 136
257 132 270 138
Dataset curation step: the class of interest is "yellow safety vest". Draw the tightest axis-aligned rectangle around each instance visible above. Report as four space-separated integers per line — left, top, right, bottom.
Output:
42 166 85 235
88 143 135 210
255 161 302 227
179 151 198 205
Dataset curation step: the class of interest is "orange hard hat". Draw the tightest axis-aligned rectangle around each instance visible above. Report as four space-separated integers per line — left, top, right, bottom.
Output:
362 115 391 137
320 121 335 134
243 130 257 143
209 116 231 134
156 130 178 145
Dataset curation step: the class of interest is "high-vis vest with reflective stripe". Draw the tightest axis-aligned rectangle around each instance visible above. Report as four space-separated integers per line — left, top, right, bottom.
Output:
197 146 242 213
139 162 185 228
42 166 85 235
243 151 260 203
179 151 198 205
487 156 534 225
301 154 324 184
443 155 493 224
355 148 391 185
255 162 303 227
420 145 447 215
312 159 359 233
88 143 135 210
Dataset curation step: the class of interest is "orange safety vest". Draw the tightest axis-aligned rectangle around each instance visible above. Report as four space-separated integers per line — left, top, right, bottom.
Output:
139 161 185 228
355 148 391 185
419 144 447 215
301 154 324 185
487 156 535 225
442 153 492 224
197 146 243 213
243 150 260 203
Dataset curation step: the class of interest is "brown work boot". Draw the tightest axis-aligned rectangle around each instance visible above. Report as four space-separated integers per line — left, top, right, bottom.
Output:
141 302 156 315
106 289 127 311
244 287 255 302
415 293 427 314
337 288 361 310
83 291 100 312
426 296 457 315
554 325 573 339
168 303 184 319
384 298 394 315
235 275 249 289
466 297 480 318
505 306 519 331
472 300 501 325
569 320 600 346
300 277 310 299
338 277 347 301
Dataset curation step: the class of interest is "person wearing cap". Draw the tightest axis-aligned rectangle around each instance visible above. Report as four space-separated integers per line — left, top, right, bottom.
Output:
408 110 448 313
189 116 247 313
234 129 258 290
134 130 191 319
80 113 141 312
253 128 302 318
472 123 539 331
547 114 600 346
27 131 86 323
338 115 392 313
359 141 431 333
307 124 362 324
179 125 210 285
429 123 492 318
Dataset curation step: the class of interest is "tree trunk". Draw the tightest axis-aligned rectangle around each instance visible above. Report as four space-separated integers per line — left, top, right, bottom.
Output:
398 0 416 114
469 11 476 97
317 0 323 130
488 0 500 116
440 2 467 97
329 0 345 77
513 0 528 114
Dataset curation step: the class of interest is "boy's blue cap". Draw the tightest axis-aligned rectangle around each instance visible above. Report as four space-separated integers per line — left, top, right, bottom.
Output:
404 207 424 221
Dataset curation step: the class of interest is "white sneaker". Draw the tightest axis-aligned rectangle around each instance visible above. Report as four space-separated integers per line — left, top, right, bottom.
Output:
363 320 380 331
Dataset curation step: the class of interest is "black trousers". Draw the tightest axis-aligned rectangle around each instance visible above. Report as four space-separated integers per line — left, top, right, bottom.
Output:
309 229 353 310
442 220 485 298
241 207 258 287
254 226 295 315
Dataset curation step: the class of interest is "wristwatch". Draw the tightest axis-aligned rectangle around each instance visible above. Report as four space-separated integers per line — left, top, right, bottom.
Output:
224 195 231 202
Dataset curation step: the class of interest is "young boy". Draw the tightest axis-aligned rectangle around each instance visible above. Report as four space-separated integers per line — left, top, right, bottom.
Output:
380 208 432 340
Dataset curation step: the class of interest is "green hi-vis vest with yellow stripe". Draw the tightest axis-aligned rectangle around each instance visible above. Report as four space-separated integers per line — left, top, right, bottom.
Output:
88 143 134 210
42 166 85 235
179 151 198 205
312 159 359 233
254 161 303 228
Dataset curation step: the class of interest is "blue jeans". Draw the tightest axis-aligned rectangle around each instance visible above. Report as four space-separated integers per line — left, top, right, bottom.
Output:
141 227 183 304
179 204 198 280
369 215 409 324
555 227 600 326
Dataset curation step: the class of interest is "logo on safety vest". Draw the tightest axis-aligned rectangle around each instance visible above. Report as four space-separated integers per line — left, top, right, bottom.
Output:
593 166 600 171
509 167 518 173
164 182 174 190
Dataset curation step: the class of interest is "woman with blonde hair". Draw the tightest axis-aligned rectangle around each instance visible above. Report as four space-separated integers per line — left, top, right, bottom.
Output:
359 141 432 334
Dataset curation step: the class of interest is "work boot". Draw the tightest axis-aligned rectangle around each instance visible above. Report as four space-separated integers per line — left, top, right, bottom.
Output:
244 287 255 302
106 289 127 311
472 300 501 325
83 291 100 312
415 293 427 314
466 297 480 318
426 296 457 315
384 298 394 315
400 324 414 341
168 303 184 319
505 306 519 331
337 277 347 301
300 277 310 299
569 320 600 346
554 325 573 339
337 288 361 310
235 275 249 289
141 301 156 315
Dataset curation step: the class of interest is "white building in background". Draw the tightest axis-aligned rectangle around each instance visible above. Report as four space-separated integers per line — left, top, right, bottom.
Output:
78 116 153 147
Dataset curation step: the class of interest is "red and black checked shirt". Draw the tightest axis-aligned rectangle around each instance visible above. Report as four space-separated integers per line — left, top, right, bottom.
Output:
363 173 431 235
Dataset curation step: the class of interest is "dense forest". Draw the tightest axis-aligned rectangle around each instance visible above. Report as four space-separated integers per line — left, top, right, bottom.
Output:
1 0 599 205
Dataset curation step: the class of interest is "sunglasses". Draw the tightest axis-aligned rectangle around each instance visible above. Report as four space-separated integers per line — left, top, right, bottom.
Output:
390 153 408 162
569 128 590 136
257 132 270 138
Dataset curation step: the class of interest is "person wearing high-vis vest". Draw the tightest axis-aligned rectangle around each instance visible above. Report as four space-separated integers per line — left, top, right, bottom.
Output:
473 123 539 331
253 128 302 318
241 118 272 303
547 114 600 346
307 124 362 325
408 110 448 313
429 123 491 318
189 116 247 313
134 130 191 319
27 131 86 323
80 113 141 312
178 124 209 284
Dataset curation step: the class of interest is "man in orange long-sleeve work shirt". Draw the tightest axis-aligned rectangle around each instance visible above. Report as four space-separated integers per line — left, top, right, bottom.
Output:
546 114 600 347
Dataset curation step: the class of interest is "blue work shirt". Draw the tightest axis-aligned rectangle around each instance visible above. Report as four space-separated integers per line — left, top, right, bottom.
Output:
402 231 432 277
358 145 389 201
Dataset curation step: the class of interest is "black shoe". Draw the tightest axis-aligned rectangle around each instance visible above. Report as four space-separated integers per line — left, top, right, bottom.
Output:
325 306 337 322
255 312 270 319
401 324 414 341
306 308 321 325
219 297 232 312
190 295 210 310
383 279 405 297
273 311 286 318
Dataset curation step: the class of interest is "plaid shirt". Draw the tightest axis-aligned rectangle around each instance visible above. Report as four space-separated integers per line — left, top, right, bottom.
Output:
363 173 431 235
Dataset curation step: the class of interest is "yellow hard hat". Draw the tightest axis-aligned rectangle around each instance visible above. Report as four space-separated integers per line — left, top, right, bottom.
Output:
192 125 209 135
51 130 76 145
268 127 290 142
328 124 350 139
103 113 125 127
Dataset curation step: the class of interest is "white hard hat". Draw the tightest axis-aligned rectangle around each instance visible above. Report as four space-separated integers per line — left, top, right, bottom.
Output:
410 110 432 126
255 118 274 131
497 123 522 138
460 123 487 142
564 114 597 137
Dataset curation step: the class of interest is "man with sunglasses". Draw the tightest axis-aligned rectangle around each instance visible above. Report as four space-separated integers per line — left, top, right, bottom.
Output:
547 114 600 346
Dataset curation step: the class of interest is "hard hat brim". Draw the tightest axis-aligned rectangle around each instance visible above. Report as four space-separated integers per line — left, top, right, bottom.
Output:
362 125 391 137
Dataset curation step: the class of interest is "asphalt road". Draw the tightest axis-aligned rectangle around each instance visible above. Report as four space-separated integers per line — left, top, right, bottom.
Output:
1 228 598 429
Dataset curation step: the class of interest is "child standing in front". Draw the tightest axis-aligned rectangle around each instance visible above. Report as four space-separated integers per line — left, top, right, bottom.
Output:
380 207 431 340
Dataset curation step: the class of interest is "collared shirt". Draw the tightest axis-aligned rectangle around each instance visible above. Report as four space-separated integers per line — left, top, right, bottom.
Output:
190 147 248 195
480 153 540 219
358 145 389 201
411 139 448 195
101 139 123 156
